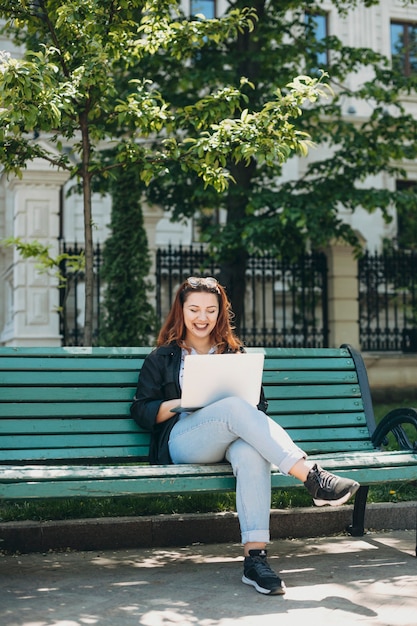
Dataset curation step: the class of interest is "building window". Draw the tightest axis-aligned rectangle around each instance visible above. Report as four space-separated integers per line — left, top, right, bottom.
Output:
190 1 216 19
305 11 329 73
391 21 417 76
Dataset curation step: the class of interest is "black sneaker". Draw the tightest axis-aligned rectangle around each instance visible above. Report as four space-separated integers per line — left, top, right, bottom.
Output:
304 463 360 506
242 549 286 595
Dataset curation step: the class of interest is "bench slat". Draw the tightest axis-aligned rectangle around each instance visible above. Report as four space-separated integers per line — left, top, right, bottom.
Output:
0 473 400 500
0 387 135 401
0 347 153 356
267 398 364 413
1 397 365 419
0 402 131 418
0 412 369 435
262 357 354 370
0 418 143 434
0 371 140 386
0 439 376 463
1 369 359 387
2 451 415 481
262 370 358 384
0 426 372 451
0 346 346 357
0 357 147 372
277 413 368 428
264 384 362 399
0 348 355 372
0 446 148 462
264 347 351 358
1 454 416 500
0 383 362 402
0 475 239 499
0 433 149 449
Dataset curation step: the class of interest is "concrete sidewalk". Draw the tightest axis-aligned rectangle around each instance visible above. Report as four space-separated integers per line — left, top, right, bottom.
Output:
1 529 416 626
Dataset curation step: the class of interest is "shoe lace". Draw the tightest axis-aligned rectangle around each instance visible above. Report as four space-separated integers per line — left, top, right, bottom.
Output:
314 467 335 490
251 556 278 579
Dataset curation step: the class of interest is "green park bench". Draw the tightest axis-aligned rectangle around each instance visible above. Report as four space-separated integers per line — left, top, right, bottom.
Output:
1 345 417 554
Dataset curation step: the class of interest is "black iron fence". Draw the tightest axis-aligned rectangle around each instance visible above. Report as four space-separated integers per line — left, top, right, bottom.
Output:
58 243 417 352
155 245 329 348
59 241 102 346
358 249 417 352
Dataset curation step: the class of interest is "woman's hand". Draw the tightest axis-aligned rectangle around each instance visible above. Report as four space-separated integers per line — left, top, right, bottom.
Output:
156 399 181 423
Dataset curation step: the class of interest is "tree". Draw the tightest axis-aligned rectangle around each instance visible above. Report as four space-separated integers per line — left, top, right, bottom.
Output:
100 166 156 346
0 0 327 345
144 0 417 330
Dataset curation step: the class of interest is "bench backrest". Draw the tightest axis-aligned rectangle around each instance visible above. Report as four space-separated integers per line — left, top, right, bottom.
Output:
0 346 377 465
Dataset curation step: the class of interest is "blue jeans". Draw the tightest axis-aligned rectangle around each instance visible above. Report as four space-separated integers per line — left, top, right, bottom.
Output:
168 396 306 545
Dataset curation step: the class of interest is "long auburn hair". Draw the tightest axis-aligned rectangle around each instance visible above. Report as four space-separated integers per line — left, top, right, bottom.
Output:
157 279 243 353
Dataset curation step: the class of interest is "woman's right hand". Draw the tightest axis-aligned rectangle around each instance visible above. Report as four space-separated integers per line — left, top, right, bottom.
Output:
156 399 181 423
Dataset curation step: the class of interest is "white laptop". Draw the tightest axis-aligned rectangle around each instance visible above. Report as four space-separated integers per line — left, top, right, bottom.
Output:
172 351 265 412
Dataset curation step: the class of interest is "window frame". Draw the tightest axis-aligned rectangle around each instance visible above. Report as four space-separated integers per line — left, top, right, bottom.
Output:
190 0 216 19
304 10 329 73
391 20 417 77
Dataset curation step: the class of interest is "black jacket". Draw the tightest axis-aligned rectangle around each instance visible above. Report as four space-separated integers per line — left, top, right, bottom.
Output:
130 343 268 464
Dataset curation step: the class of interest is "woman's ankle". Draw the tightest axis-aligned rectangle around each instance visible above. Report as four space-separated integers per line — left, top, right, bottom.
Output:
244 542 267 557
289 458 314 482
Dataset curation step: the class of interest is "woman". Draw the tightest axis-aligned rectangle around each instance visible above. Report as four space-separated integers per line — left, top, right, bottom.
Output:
131 276 359 596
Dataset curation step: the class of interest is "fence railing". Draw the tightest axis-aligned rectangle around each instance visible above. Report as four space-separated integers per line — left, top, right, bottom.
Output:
58 243 417 352
358 249 417 352
59 241 102 346
155 245 329 348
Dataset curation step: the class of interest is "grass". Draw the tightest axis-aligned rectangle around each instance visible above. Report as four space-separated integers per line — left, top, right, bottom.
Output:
1 402 416 523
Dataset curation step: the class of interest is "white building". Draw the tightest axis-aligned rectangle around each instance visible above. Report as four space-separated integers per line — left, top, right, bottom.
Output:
0 1 416 346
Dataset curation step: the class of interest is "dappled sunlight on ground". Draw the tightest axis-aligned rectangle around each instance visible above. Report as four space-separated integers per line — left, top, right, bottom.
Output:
1 531 416 626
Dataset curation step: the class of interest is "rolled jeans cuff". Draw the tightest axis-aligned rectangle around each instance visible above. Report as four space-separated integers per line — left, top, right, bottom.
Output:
279 449 307 476
241 529 270 545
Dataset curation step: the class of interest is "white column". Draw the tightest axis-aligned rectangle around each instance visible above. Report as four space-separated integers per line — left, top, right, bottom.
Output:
324 239 364 349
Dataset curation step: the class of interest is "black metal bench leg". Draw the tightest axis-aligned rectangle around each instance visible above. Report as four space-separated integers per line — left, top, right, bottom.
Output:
347 485 369 536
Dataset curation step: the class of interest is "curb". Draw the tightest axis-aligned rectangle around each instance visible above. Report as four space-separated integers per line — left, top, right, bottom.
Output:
0 502 415 554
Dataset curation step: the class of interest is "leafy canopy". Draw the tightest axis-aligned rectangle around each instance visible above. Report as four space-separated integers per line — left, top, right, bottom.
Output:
0 0 328 191
0 0 334 342
143 0 417 263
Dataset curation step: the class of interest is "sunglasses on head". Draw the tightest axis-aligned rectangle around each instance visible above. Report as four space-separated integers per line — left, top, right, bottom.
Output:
186 276 220 292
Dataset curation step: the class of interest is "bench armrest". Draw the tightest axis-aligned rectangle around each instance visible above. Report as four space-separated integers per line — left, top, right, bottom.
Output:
371 407 417 451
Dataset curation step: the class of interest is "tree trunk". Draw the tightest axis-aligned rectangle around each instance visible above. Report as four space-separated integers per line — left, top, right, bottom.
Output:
219 160 255 335
218 2 263 336
219 249 248 335
80 113 94 346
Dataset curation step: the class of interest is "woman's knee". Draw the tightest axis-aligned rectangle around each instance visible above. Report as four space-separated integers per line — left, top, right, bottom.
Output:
226 439 271 476
215 396 258 419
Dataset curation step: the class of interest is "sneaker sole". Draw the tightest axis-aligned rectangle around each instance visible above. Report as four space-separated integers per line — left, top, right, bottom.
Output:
242 575 286 595
313 481 360 507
